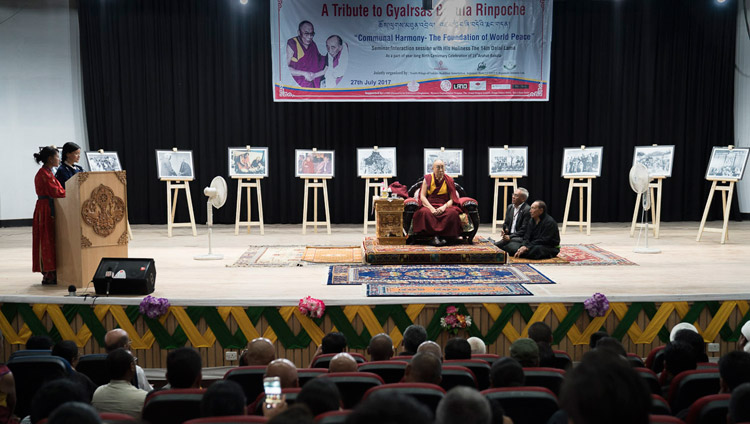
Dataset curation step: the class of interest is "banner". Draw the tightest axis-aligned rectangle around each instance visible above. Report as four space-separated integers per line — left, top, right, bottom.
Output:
271 0 552 102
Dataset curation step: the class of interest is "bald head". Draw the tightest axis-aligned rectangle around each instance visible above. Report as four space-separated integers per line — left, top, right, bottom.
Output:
265 359 299 388
104 329 130 352
367 334 394 361
242 338 275 366
405 352 442 385
417 341 443 361
329 352 358 373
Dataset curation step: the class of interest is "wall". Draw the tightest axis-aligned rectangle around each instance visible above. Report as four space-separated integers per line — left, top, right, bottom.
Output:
737 0 750 212
0 0 87 223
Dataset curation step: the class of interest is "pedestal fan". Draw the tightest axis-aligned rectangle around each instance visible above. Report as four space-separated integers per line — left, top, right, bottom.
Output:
195 176 227 260
629 163 661 254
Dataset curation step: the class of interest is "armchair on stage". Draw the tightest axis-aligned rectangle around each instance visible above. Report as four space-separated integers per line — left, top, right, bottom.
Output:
401 178 480 244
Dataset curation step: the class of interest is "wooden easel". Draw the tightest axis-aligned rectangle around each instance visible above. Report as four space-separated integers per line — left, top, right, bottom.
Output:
302 178 331 234
696 179 736 244
362 177 389 234
561 177 594 235
234 178 265 235
630 177 664 238
491 177 519 234
165 179 197 237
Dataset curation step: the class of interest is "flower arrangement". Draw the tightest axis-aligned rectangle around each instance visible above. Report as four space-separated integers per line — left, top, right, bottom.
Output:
584 292 610 317
139 296 170 319
298 296 325 319
440 306 472 335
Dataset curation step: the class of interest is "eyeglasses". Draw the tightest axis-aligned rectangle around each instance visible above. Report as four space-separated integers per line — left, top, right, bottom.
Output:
302 31 315 36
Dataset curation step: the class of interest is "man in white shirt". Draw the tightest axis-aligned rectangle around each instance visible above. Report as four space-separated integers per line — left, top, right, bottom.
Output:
104 328 152 390
92 348 148 418
491 187 530 248
323 35 348 88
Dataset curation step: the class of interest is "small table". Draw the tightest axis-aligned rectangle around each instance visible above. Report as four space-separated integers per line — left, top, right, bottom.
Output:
374 197 406 245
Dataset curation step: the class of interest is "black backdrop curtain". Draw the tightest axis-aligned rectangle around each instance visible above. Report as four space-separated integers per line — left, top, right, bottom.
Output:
78 0 737 226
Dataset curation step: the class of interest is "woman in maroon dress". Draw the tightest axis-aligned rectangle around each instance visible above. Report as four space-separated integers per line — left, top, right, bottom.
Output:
412 160 463 246
33 147 66 285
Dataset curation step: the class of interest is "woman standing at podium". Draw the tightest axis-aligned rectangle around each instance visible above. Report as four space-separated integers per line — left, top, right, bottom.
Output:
33 146 66 285
55 142 83 187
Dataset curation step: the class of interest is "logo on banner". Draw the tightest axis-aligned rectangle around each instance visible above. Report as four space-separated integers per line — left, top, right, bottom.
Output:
504 61 517 71
492 84 512 90
469 81 487 91
477 62 486 72
434 60 448 71
453 83 468 90
407 81 420 92
440 80 452 92
512 84 529 89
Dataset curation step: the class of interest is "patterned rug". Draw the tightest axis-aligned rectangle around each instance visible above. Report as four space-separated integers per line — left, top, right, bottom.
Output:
367 283 532 297
327 264 554 286
508 244 637 266
363 237 506 265
228 246 305 267
302 246 362 263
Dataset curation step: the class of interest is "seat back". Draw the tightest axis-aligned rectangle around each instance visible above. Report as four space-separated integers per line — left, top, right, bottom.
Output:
7 356 70 417
646 346 666 373
391 355 413 362
314 410 351 424
636 367 663 396
440 365 477 391
522 367 566 396
298 368 328 386
666 370 721 413
310 353 367 369
223 366 267 405
481 387 559 424
76 354 109 387
471 354 501 365
9 349 52 360
628 353 646 368
696 362 718 370
363 383 445 414
358 361 408 384
100 412 137 422
551 350 572 371
651 394 671 416
317 372 384 409
649 415 686 424
685 394 730 424
185 416 268 423
142 388 205 424
444 359 491 390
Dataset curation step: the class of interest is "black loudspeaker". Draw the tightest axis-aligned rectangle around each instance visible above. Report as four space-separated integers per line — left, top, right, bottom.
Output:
93 258 156 295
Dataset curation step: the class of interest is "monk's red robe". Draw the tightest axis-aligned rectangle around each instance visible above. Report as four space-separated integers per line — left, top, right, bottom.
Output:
287 36 324 88
413 173 463 237
33 166 65 273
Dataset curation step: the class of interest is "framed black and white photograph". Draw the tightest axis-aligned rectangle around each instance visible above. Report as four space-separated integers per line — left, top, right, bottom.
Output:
156 150 194 180
85 151 122 172
228 147 268 178
489 147 528 177
423 148 463 176
357 147 396 177
705 147 750 181
295 149 335 178
633 145 675 178
562 147 603 177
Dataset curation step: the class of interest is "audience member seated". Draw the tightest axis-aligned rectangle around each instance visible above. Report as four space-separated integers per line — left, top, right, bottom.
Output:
404 352 442 385
509 338 539 368
240 337 276 366
588 331 608 349
164 347 202 389
489 357 525 388
51 340 97 400
328 353 358 373
435 386 492 424
344 390 432 424
528 322 555 368
467 337 486 355
104 329 151 390
670 323 698 342
295 377 341 417
200 380 247 417
367 333 394 361
27 378 88 424
719 350 750 393
267 404 314 424
47 402 102 424
0 341 16 424
660 341 698 392
25 335 53 350
412 160 464 246
91 348 148 419
739 321 750 353
594 337 627 358
266 359 299 389
400 325 428 356
557 350 650 424
673 329 709 363
322 332 347 355
444 338 471 360
729 382 750 424
488 398 513 424
489 188 531 250
417 341 443 361
501 201 560 260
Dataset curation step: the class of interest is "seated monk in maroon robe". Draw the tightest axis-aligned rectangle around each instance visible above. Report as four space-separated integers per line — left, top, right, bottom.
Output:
412 160 463 246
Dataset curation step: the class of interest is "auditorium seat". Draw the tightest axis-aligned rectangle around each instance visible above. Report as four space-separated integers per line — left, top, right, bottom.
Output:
551 350 572 370
142 388 205 424
250 387 302 415
310 352 367 369
649 415 686 424
7 356 70 417
695 362 718 369
666 369 721 414
185 417 268 423
223 366 267 406
481 387 559 424
317 372 384 409
646 346 666 373
297 368 328 386
522 367 566 396
651 394 671 416
314 410 351 424
363 383 445 414
440 365 477 391
635 367 663 396
99 412 137 422
8 349 52 360
444 359 491 390
627 353 646 368
358 361 408 384
684 394 731 424
391 355 413 362
471 354 501 365
76 353 109 387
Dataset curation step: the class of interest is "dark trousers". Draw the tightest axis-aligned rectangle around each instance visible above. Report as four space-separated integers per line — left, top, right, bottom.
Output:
502 242 559 259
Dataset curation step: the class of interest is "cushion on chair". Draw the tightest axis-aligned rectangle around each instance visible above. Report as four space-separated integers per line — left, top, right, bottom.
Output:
458 197 478 208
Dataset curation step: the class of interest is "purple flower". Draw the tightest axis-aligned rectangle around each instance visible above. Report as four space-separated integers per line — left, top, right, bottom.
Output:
584 292 609 317
139 296 170 319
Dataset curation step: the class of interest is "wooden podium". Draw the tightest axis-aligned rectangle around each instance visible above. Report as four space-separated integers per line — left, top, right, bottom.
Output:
55 172 129 288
